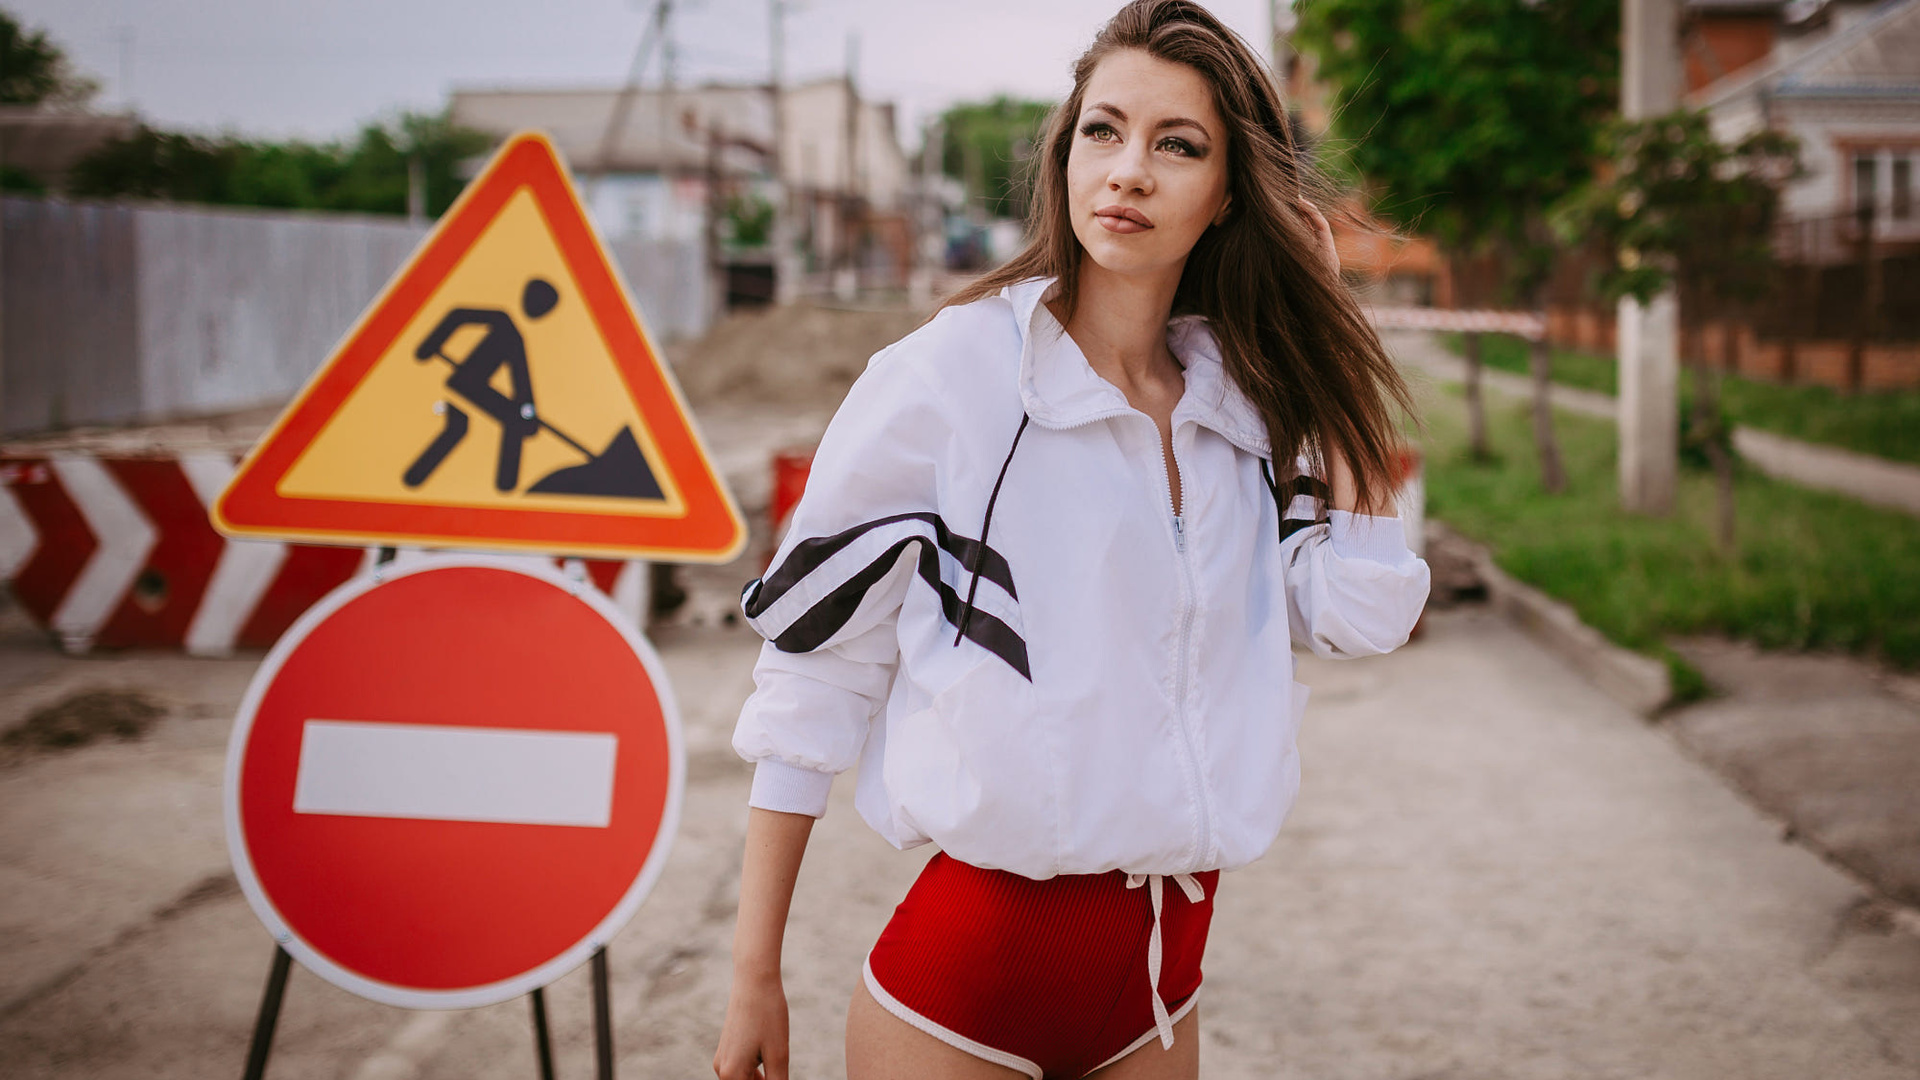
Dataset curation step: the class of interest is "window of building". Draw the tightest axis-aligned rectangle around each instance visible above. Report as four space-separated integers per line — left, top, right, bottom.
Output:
1855 152 1877 212
625 190 649 238
1895 156 1913 222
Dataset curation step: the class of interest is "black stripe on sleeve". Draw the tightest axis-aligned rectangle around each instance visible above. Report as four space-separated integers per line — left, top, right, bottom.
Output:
741 516 1030 680
752 511 1017 606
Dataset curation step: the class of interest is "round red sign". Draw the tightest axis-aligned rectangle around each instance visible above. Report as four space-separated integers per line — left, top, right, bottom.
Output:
223 556 682 1008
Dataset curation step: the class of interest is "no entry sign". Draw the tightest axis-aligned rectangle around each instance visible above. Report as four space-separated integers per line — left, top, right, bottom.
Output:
223 556 683 1009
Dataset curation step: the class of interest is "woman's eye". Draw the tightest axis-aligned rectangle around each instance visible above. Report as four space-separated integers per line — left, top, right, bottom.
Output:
1158 137 1202 157
1079 122 1118 142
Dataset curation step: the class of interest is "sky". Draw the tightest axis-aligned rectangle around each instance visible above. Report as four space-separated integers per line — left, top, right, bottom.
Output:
20 0 1280 149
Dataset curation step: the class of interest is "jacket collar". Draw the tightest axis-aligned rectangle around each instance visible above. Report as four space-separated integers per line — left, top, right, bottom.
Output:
1002 276 1271 458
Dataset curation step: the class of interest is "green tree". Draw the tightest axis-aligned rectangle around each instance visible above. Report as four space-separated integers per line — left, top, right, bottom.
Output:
939 96 1054 220
66 110 490 218
1295 0 1618 489
1552 107 1803 547
0 10 98 106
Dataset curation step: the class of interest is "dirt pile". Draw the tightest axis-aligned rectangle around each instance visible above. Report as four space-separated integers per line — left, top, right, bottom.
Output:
4 690 166 752
667 302 928 410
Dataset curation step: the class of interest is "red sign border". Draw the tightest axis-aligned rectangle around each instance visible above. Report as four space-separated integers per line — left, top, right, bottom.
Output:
222 555 686 1009
212 131 746 563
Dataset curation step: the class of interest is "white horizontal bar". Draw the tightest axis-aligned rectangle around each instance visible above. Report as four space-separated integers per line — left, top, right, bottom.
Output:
293 721 618 827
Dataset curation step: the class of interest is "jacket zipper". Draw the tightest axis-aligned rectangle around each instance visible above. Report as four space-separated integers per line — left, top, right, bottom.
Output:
1040 406 1216 863
1159 423 1211 866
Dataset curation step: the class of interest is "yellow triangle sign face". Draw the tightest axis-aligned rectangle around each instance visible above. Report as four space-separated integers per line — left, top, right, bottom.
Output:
213 132 746 562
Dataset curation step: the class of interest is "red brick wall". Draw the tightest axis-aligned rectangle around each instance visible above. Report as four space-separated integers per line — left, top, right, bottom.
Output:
1543 304 1920 390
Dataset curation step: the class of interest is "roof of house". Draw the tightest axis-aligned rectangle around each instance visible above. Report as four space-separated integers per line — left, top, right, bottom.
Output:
1691 0 1920 108
450 83 775 178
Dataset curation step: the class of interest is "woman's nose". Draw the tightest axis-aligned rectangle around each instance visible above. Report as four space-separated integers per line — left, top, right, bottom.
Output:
1107 144 1153 195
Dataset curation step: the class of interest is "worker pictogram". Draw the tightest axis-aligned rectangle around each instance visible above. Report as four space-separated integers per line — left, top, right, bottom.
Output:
212 131 745 562
403 277 663 500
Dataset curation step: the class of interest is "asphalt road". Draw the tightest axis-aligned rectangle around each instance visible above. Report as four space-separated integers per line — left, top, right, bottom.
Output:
2 604 1916 1078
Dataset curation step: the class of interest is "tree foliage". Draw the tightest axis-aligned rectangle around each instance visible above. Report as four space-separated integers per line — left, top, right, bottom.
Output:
1552 108 1805 546
1550 108 1804 312
0 10 98 107
66 111 492 218
1293 0 1618 295
938 95 1054 220
1295 0 1619 490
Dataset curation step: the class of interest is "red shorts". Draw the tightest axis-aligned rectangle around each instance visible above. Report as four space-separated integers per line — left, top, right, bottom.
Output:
863 851 1219 1079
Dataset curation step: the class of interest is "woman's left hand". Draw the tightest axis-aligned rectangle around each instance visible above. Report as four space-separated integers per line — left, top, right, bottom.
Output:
1298 198 1340 277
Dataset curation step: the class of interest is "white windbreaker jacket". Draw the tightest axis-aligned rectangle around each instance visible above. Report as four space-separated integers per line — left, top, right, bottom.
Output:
732 276 1431 880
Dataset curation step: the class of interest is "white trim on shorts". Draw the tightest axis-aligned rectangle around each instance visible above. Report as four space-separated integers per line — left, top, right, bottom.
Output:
861 951 1202 1078
1087 989 1200 1074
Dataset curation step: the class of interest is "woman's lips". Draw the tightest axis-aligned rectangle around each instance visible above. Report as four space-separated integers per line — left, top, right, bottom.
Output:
1095 206 1153 233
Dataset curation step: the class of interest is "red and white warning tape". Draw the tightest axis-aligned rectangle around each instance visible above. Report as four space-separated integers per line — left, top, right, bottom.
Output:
1365 306 1545 340
0 453 639 655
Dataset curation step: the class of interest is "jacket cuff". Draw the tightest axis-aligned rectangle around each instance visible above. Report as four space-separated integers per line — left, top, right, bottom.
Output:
748 759 837 818
1328 509 1411 563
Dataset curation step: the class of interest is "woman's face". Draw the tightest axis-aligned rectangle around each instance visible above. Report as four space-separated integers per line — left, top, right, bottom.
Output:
1065 48 1231 282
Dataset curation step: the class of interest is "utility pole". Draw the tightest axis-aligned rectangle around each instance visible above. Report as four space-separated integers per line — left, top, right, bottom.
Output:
768 0 798 303
707 123 728 325
910 117 943 308
660 1 678 176
836 31 861 300
113 28 137 112
587 0 670 209
1617 0 1683 514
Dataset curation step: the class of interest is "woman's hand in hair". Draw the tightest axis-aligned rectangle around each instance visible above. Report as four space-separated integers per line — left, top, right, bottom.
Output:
1298 198 1340 277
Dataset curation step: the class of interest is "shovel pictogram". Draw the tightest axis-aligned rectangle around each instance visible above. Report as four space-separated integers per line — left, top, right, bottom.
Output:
405 277 664 501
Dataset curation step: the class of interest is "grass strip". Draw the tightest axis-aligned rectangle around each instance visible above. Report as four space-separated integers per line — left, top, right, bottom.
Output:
1418 385 1920 676
1437 331 1920 467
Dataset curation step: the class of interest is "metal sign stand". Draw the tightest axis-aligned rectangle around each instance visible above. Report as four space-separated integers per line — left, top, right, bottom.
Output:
239 944 616 1080
239 545 622 1080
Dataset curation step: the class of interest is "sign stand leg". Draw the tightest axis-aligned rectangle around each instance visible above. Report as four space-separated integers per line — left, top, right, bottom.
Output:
529 987 556 1080
241 946 293 1080
591 947 614 1080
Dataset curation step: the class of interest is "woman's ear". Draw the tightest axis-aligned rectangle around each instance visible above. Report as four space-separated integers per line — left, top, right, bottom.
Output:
1212 193 1233 227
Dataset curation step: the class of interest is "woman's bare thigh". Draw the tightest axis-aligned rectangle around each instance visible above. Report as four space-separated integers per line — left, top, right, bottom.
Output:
845 978 1028 1080
846 979 1200 1080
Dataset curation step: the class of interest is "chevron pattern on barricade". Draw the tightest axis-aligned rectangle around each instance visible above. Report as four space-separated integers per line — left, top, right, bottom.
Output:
0 453 641 655
1364 307 1546 340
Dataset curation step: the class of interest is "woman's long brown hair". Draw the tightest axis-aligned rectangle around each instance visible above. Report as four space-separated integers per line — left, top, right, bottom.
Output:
943 0 1415 513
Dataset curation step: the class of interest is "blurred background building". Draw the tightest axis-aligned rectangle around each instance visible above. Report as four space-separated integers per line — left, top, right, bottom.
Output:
451 76 915 308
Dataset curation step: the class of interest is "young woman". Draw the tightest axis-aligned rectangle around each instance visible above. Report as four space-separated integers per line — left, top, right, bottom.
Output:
713 2 1429 1077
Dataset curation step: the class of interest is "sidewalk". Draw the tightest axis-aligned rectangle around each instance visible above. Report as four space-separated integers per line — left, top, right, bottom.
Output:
1385 328 1920 518
2 603 1915 1077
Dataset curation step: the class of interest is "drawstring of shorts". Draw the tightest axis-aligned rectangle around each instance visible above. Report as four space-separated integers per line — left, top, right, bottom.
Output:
1124 871 1207 1050
954 413 1031 647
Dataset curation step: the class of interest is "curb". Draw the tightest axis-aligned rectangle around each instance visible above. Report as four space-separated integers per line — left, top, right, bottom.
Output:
1427 520 1672 717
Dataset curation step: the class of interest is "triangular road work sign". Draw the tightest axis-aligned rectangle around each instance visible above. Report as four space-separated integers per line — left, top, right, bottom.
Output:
214 132 746 562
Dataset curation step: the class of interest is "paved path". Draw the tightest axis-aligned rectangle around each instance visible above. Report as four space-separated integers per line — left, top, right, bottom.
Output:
1385 328 1920 518
2 601 1916 1077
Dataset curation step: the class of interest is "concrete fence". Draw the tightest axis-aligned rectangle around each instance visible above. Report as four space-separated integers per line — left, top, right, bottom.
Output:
1 196 709 438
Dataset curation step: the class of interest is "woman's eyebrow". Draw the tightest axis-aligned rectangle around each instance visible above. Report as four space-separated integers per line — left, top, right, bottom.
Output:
1082 102 1212 140
1154 117 1211 139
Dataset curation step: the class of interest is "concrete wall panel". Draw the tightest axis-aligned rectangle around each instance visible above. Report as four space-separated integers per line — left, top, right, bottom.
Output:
3 199 141 434
134 206 429 422
2 196 710 437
